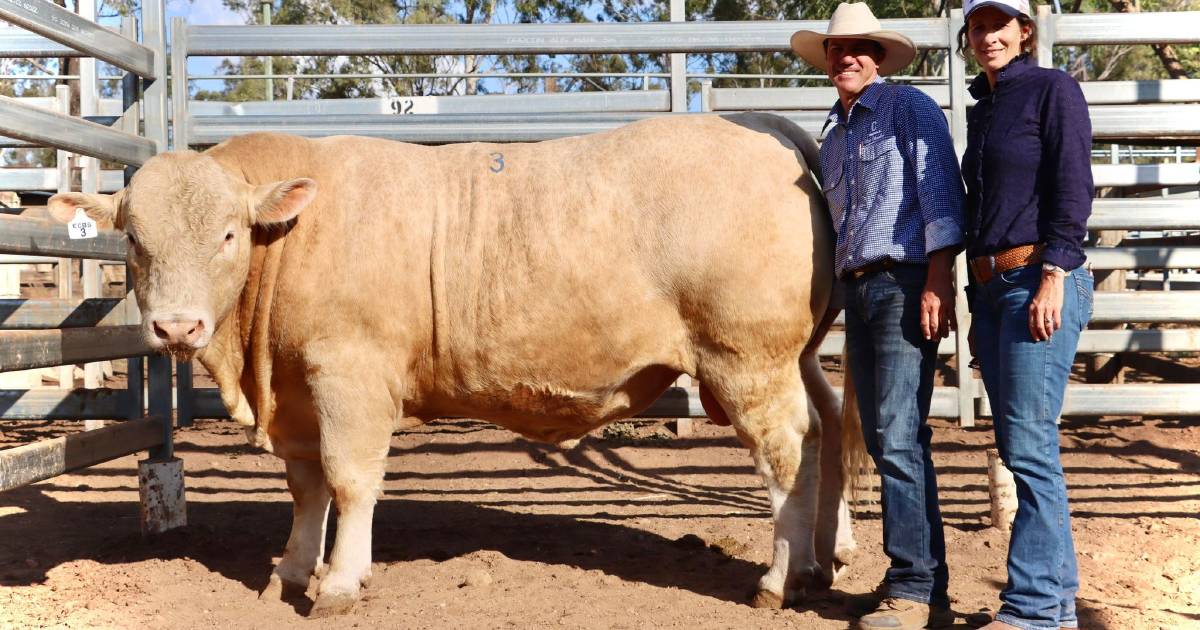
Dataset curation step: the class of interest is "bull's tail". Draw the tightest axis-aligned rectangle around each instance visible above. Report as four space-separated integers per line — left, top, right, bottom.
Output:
840 349 871 508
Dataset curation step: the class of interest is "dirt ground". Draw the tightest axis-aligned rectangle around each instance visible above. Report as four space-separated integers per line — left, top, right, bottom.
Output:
1 411 1198 630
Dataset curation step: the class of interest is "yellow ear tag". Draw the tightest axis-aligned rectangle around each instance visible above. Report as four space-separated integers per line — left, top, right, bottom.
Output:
67 207 97 240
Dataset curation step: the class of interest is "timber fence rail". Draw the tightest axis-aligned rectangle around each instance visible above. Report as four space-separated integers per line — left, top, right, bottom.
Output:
165 6 1199 427
0 0 184 529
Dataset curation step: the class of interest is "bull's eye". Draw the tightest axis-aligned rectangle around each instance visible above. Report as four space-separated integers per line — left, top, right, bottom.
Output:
126 232 139 253
224 230 235 243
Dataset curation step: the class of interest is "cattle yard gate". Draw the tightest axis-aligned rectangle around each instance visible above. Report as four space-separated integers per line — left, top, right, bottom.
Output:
0 0 184 532
1 1 1198 530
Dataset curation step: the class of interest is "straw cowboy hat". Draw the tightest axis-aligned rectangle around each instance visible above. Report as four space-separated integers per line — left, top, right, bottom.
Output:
790 3 917 76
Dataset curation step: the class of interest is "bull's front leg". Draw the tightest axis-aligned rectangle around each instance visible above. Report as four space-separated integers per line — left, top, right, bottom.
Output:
261 458 331 601
306 372 397 617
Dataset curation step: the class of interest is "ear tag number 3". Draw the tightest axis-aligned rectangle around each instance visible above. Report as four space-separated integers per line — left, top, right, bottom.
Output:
68 207 97 240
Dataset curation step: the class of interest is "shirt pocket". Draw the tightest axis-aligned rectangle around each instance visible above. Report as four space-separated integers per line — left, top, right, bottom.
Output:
820 163 847 232
858 136 903 210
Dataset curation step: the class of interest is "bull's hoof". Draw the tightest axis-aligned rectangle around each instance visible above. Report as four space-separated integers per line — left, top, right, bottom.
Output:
750 589 785 609
259 574 308 602
309 592 358 617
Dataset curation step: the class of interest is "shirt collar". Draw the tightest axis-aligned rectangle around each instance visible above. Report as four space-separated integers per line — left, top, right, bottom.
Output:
968 53 1035 99
827 76 886 126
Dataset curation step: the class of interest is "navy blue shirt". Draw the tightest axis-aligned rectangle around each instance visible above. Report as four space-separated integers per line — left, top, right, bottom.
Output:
962 55 1093 271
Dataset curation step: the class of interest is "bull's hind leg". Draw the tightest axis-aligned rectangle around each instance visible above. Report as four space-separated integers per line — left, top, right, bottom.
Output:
306 372 397 617
261 458 331 601
704 361 822 608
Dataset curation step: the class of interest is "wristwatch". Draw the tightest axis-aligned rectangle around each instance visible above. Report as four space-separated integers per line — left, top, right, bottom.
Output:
1041 262 1066 275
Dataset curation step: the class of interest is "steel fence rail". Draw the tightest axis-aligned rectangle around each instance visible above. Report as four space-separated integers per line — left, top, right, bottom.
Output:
0 97 156 166
0 0 155 78
0 298 128 329
0 326 153 372
0 416 164 492
184 19 952 57
0 388 130 421
0 216 128 261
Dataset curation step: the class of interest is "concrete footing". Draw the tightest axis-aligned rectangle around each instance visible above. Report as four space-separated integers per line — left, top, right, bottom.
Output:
138 457 186 535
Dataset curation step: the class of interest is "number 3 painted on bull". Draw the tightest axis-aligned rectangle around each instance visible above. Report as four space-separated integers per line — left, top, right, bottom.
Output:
489 152 504 173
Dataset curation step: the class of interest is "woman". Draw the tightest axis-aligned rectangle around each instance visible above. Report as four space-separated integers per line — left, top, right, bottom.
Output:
959 0 1094 628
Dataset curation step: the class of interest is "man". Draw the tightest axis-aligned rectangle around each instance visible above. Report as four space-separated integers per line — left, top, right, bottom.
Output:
791 4 965 630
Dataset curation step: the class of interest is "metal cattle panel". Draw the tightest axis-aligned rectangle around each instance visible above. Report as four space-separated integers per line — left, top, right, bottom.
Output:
1060 384 1200 415
1091 163 1200 188
0 417 163 492
1084 247 1200 270
1054 11 1200 45
0 388 128 420
1089 199 1200 231
0 0 155 77
183 18 950 57
0 26 76 56
1076 329 1200 353
0 97 156 166
188 112 667 145
0 167 125 192
0 326 152 372
978 384 1200 416
0 217 127 261
708 85 954 111
1089 105 1200 140
201 91 672 116
0 298 128 329
1080 80 1200 105
1091 293 1200 324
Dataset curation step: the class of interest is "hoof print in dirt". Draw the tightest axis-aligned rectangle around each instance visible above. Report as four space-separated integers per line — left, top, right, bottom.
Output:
309 593 358 618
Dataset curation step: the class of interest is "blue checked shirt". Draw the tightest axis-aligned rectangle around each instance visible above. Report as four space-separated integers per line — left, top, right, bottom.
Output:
819 79 965 279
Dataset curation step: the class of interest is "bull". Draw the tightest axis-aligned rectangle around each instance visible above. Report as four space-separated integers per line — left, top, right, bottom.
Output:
49 113 860 616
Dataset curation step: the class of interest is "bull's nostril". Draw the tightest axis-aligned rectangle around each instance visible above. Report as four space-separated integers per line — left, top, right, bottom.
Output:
153 321 171 341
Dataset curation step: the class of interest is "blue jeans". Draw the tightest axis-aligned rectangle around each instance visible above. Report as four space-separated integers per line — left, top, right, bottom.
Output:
971 265 1093 630
844 264 949 607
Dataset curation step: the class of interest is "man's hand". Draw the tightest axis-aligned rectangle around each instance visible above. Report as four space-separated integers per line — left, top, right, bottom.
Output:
921 249 957 341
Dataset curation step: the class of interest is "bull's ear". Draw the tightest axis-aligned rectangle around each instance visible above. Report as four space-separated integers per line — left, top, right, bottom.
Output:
47 192 118 226
250 178 317 226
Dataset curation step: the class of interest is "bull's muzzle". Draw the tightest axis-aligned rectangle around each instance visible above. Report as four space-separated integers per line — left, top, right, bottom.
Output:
151 317 207 351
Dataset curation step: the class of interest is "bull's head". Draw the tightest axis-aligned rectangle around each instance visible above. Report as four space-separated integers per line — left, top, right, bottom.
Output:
48 151 316 360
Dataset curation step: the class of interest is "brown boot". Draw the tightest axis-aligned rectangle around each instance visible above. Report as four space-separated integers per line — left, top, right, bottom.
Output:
857 597 954 630
844 586 886 618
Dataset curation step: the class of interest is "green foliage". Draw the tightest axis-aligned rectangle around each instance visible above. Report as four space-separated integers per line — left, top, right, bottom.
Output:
1054 0 1198 80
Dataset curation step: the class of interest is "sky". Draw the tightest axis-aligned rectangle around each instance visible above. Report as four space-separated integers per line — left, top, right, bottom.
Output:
164 0 243 89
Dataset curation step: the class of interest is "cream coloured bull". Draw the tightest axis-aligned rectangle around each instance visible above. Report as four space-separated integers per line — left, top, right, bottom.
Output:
49 113 859 616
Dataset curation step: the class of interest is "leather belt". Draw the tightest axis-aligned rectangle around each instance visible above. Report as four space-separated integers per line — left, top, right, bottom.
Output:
843 257 899 281
969 244 1042 284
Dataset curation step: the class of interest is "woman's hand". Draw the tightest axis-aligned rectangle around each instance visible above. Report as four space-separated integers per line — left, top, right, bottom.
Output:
1029 269 1066 341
